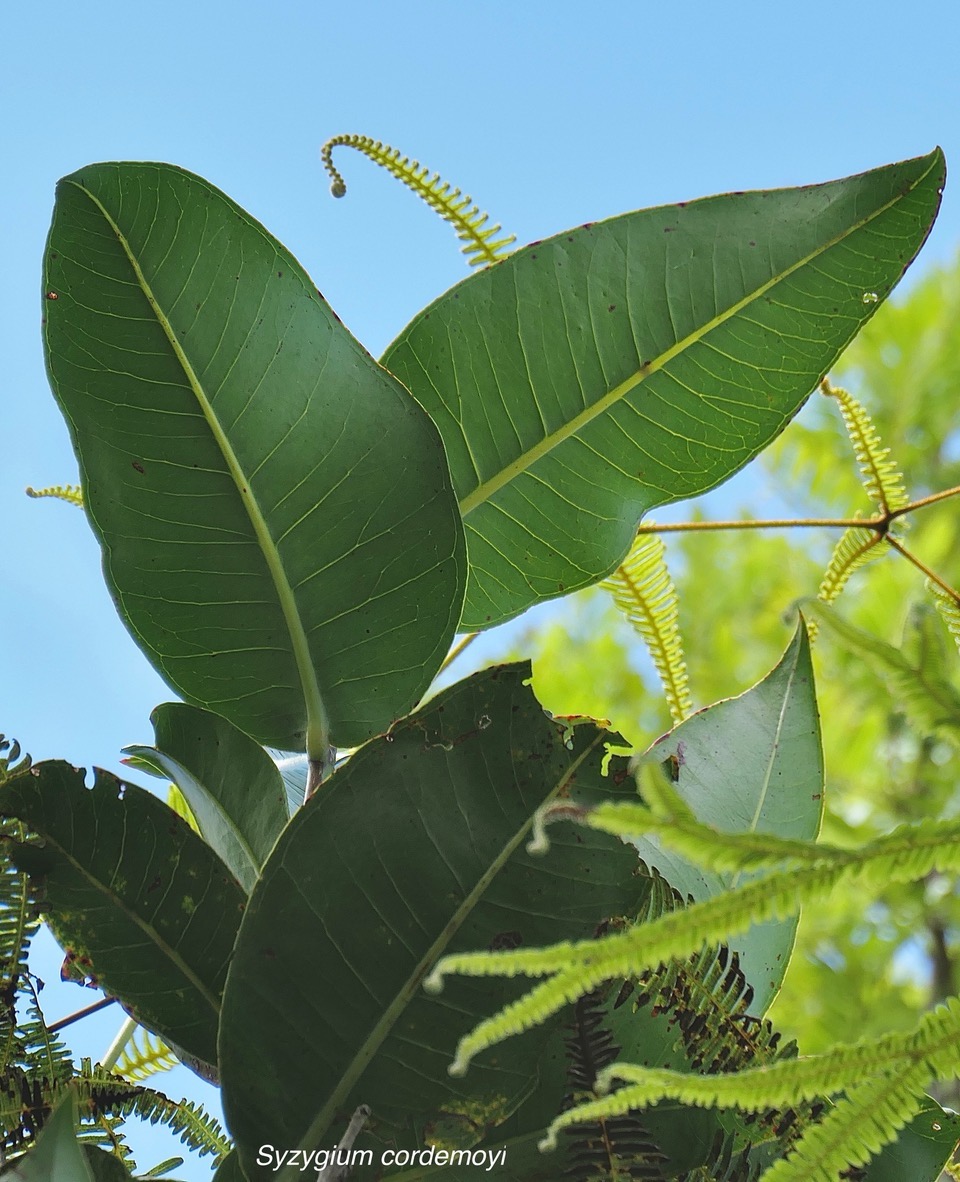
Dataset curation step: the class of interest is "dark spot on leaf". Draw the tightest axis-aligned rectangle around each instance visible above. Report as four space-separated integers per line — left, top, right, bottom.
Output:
663 226 675 233
147 875 162 893
488 930 522 952
263 947 276 958
749 240 756 246
608 304 616 312
277 270 283 278
132 461 145 474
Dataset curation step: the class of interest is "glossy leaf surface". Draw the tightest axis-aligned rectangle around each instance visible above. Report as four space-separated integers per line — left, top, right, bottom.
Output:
126 702 289 893
0 762 244 1067
42 163 465 751
219 664 647 1180
631 623 823 1013
383 151 944 628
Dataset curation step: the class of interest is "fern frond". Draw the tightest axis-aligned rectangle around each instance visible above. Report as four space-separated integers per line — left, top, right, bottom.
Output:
119 1084 230 1161
676 1131 761 1182
25 484 83 507
927 577 960 658
602 530 692 723
561 989 670 1180
801 598 960 736
811 523 887 639
820 379 909 514
16 977 74 1084
113 1027 179 1083
535 761 823 876
540 997 960 1170
0 824 38 1071
759 1063 929 1182
431 819 960 1073
321 134 516 266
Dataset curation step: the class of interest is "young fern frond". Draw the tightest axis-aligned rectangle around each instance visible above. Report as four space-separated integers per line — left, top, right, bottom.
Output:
800 597 960 736
541 998 960 1178
113 1027 179 1083
758 1063 930 1182
321 134 516 266
24 484 83 508
820 379 909 515
809 524 887 641
807 381 910 637
429 819 960 1074
560 989 670 1180
927 577 960 658
602 530 692 723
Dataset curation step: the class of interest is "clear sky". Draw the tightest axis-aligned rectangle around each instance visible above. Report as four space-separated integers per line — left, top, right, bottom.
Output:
4 2 960 1176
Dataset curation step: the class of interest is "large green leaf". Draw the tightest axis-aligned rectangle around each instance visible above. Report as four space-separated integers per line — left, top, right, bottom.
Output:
125 702 290 893
383 151 944 629
42 163 465 752
4 1092 94 1182
629 622 823 1014
0 762 244 1067
218 664 648 1181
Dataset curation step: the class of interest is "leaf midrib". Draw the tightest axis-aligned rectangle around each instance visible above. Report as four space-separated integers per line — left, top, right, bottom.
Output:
277 732 607 1182
70 177 330 759
458 153 940 518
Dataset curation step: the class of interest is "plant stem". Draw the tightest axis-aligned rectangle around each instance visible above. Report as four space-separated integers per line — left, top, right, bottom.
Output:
304 744 337 802
889 483 960 520
47 996 116 1034
638 516 870 534
638 483 960 538
101 1015 137 1072
884 536 960 600
440 631 479 673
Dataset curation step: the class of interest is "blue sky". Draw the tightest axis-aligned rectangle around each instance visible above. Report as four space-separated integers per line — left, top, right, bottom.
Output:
4 2 960 1176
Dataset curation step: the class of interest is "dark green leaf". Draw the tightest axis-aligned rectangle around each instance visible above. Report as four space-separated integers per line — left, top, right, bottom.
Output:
383 151 944 629
627 622 823 1013
210 1151 245 1182
0 762 244 1067
219 664 647 1180
83 1147 135 1181
42 163 465 752
125 702 289 893
3 1091 94 1181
